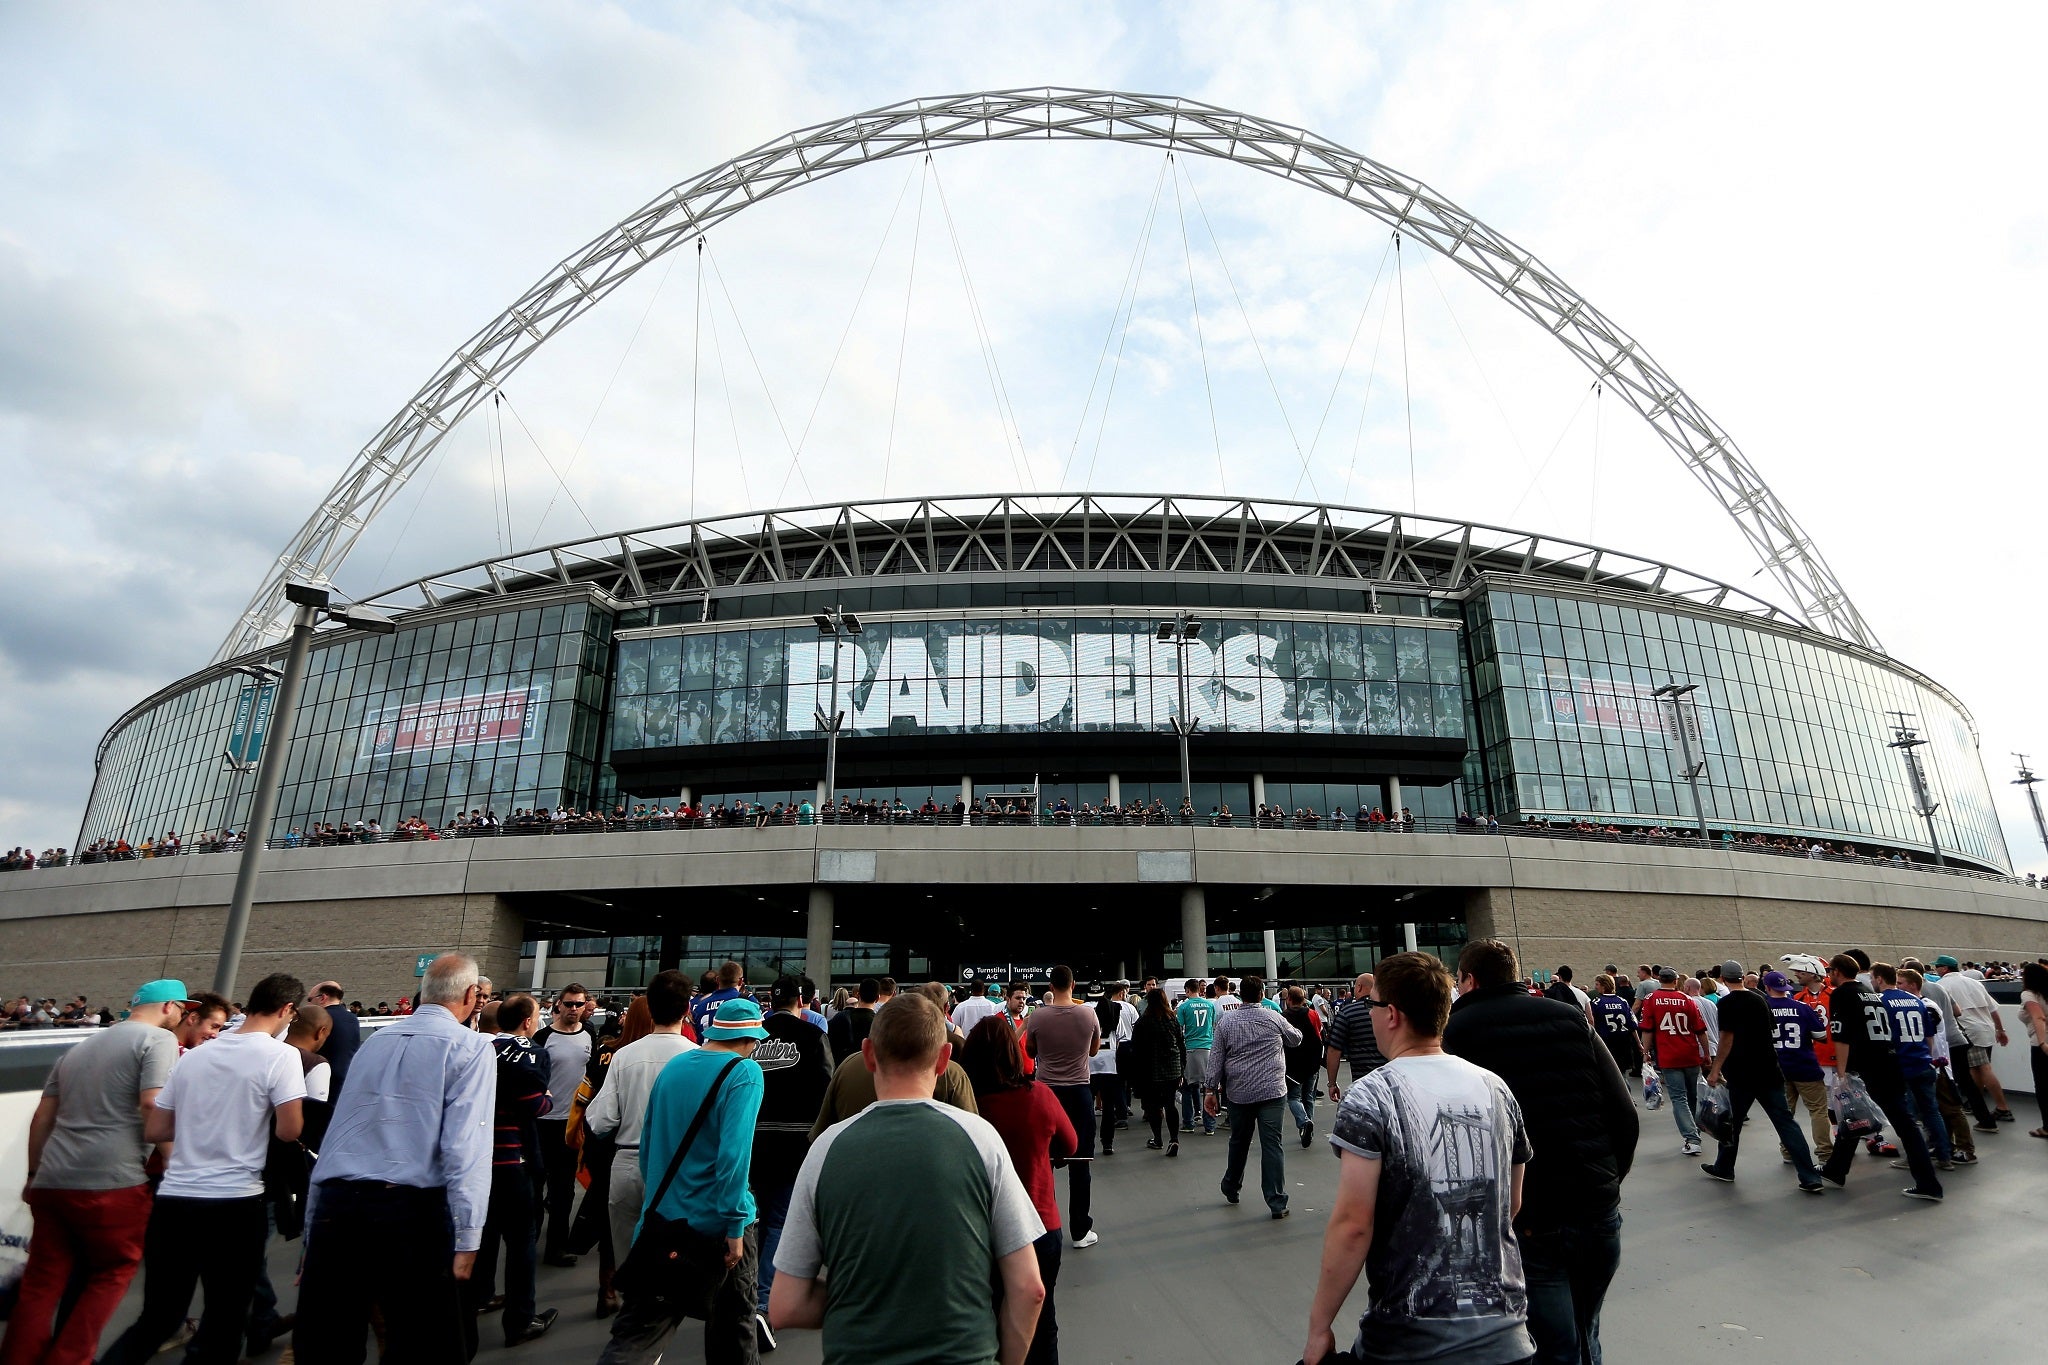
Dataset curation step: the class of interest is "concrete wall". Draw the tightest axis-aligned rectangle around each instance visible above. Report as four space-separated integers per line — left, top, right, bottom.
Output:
4 830 2044 1005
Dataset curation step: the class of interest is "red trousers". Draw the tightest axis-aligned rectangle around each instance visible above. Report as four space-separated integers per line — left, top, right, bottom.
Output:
0 1185 152 1365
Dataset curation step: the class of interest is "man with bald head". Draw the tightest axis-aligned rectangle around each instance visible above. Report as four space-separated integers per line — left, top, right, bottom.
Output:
294 953 494 1363
1323 972 1387 1102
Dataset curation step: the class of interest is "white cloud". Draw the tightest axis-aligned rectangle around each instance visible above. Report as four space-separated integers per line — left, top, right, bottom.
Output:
3 0 2045 871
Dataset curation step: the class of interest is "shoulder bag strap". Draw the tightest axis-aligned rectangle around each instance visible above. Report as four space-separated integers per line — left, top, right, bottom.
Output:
643 1056 744 1218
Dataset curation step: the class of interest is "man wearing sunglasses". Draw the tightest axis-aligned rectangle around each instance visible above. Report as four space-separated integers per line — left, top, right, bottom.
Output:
532 986 593 1266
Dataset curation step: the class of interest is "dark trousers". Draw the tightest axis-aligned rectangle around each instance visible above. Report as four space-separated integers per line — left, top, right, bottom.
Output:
468 1163 542 1342
1023 1227 1062 1365
537 1119 579 1260
293 1181 475 1365
597 1223 757 1365
1708 1078 1819 1185
2032 1047 2048 1127
1820 1072 1942 1195
1140 1085 1180 1146
1048 1085 1094 1241
1221 1096 1288 1214
99 1195 266 1365
0 1184 152 1365
1090 1075 1120 1153
1521 1209 1622 1365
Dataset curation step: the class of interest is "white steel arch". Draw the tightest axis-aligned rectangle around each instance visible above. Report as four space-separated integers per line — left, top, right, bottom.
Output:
218 87 1876 660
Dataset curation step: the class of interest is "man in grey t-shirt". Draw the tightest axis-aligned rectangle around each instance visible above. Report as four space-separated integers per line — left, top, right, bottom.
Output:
0 979 190 1365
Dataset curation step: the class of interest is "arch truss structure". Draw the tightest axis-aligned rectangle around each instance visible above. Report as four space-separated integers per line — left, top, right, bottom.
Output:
219 87 1876 662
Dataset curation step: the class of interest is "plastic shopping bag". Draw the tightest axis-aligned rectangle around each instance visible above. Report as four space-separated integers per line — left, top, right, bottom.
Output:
1643 1070 1663 1110
1834 1074 1885 1139
1695 1083 1732 1142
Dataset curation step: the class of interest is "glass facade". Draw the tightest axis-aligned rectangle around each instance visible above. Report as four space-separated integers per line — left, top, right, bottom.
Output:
84 595 615 844
78 570 2009 873
1467 588 2007 867
610 611 1466 750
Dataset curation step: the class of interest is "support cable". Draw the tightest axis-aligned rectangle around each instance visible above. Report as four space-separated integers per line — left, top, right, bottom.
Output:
1295 232 1396 500
690 236 703 521
703 242 814 503
484 392 506 556
1589 380 1603 543
1061 155 1171 490
499 389 602 539
1178 159 1316 499
927 157 1034 493
1080 159 1171 492
703 266 755 509
1340 235 1400 508
1396 233 1416 515
494 392 513 553
365 420 459 591
881 157 930 499
1504 383 1598 526
780 162 922 505
1168 154 1227 495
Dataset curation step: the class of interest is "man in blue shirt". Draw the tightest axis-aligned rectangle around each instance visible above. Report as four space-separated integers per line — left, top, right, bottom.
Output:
1763 972 1832 1165
690 961 747 1037
599 998 766 1365
1874 963 1954 1169
294 954 494 1364
1176 982 1218 1135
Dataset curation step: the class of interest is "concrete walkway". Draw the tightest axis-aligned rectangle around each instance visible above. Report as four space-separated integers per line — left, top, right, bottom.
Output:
93 1104 2048 1362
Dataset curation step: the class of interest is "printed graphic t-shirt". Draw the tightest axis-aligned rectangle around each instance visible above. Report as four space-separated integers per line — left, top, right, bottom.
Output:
1879 988 1936 1077
1828 980 1902 1086
1176 996 1217 1050
1329 1053 1535 1365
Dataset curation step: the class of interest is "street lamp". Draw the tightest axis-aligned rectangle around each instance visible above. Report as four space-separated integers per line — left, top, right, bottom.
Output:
2014 755 2048 858
217 663 282 840
813 605 863 813
1885 711 1945 867
1157 612 1204 813
1652 681 1710 842
214 583 396 995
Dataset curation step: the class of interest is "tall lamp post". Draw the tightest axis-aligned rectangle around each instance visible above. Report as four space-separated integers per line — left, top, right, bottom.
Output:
1653 681 1711 842
812 605 863 813
1157 612 1204 812
217 663 281 840
214 583 396 995
1885 711 1945 868
2014 755 2048 858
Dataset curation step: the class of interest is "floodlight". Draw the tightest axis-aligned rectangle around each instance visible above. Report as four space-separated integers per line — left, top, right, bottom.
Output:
283 582 332 608
814 614 836 635
328 603 398 635
1156 622 1176 642
839 613 863 635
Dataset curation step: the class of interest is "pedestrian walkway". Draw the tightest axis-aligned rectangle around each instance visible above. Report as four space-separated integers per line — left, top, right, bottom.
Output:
81 1092 2046 1363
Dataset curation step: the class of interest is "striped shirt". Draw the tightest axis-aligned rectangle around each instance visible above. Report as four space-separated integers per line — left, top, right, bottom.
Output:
1324 999 1388 1080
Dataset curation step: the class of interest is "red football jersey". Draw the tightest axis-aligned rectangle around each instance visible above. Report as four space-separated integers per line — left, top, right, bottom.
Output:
1638 988 1708 1069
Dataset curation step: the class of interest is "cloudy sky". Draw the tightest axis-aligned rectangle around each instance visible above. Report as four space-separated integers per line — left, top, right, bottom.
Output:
4 2 2045 869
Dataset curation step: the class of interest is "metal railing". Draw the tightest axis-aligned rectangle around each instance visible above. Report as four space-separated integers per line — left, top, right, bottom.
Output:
15 811 2031 890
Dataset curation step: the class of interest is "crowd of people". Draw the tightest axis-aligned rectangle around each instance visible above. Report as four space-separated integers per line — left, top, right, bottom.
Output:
6 940 2043 1365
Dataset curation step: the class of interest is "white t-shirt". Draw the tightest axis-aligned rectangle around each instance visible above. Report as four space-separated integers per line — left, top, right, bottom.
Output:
304 1057 332 1104
156 1028 306 1199
1938 971 2000 1046
950 995 1003 1035
1087 1001 1138 1076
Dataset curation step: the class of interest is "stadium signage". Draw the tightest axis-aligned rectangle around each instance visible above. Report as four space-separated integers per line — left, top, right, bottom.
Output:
368 685 541 756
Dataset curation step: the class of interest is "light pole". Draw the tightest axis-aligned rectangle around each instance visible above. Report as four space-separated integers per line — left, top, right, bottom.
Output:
1653 681 1710 843
812 605 863 815
2015 755 2048 858
1886 711 1945 867
214 583 396 995
1156 612 1204 813
218 664 281 841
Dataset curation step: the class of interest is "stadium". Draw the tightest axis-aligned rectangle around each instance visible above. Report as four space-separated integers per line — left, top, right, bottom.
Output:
3 91 2039 1002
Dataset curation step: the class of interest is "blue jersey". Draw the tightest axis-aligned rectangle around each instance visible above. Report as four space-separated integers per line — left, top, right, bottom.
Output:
1879 988 1936 1077
1767 996 1826 1082
1592 994 1636 1039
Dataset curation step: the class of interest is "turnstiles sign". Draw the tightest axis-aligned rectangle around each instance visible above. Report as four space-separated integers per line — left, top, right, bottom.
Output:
959 962 1053 984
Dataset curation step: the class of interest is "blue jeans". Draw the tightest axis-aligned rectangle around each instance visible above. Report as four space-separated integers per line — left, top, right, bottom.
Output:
1521 1208 1621 1365
1707 1078 1819 1185
1659 1066 1701 1144
1221 1097 1288 1214
1900 1072 1952 1163
1285 1076 1316 1132
754 1182 792 1314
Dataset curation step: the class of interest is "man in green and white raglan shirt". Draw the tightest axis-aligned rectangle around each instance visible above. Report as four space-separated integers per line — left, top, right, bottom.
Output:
770 992 1045 1365
1176 980 1218 1136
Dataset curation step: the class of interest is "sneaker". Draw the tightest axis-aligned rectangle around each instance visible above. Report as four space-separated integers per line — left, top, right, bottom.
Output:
1937 1158 1955 1171
1146 1137 1162 1150
1222 1186 1240 1205
1272 1208 1291 1220
1995 1109 2015 1122
1973 1122 2001 1134
1700 1164 1734 1183
1300 1121 1315 1149
1072 1230 1100 1248
1901 1187 1944 1202
1798 1181 1826 1195
1681 1140 1701 1156
756 1312 777 1354
1952 1151 1979 1165
1167 1141 1179 1158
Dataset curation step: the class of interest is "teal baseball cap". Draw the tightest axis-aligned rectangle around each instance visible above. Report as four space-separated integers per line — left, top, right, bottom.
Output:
129 979 199 1008
706 997 769 1041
